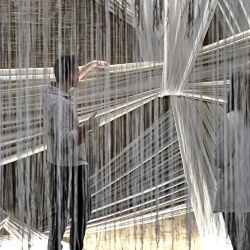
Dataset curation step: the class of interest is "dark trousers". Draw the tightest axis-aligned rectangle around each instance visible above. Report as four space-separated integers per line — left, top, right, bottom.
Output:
223 212 250 250
47 163 91 250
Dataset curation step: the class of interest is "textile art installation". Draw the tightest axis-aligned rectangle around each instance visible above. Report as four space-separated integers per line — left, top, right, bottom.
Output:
0 0 249 249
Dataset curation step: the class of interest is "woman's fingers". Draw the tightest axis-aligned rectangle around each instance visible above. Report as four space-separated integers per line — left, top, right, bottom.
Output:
93 60 109 68
95 116 100 127
87 112 100 131
90 111 97 119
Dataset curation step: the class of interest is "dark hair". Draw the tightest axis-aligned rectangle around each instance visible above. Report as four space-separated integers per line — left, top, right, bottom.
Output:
53 55 77 84
228 70 250 112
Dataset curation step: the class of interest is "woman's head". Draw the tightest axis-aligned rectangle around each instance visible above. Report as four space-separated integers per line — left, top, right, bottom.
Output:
229 69 250 113
54 55 79 90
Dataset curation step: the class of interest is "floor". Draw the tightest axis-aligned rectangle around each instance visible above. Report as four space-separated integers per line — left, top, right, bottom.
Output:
82 213 202 250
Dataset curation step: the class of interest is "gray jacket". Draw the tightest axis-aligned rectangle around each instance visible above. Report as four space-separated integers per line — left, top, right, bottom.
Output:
214 111 250 212
42 84 87 166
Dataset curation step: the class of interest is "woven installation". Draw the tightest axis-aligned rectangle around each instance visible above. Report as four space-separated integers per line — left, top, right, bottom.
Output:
0 0 249 249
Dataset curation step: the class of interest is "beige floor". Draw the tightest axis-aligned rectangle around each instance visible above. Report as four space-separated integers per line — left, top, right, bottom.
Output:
83 214 202 250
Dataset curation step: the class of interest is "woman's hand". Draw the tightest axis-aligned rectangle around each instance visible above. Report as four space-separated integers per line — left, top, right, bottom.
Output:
78 60 109 80
85 112 100 132
91 60 109 70
78 112 100 144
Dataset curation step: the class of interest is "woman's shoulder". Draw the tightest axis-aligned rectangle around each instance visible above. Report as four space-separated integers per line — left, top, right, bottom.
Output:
217 111 237 133
223 111 244 133
224 111 240 123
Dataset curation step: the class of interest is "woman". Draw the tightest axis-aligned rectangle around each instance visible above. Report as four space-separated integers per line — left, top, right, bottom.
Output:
214 69 250 250
43 55 107 250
